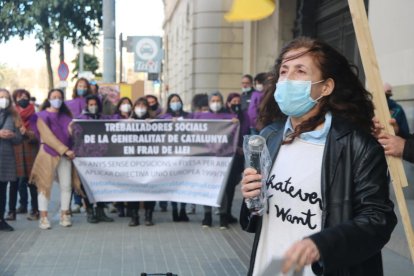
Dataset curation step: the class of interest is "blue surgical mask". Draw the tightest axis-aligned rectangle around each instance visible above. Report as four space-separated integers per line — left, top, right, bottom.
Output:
170 102 182 112
274 79 324 117
50 99 63 109
77 89 86 96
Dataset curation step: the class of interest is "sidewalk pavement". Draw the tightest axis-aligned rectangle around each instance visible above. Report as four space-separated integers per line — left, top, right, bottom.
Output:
0 184 413 276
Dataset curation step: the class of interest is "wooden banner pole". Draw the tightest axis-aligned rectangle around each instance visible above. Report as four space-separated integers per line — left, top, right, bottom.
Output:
348 0 414 263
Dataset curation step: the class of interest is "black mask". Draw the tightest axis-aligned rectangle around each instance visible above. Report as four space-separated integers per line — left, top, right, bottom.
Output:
231 104 241 113
150 103 159 111
17 99 30 108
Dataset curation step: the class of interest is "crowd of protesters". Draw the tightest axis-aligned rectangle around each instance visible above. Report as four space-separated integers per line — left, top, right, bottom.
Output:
0 73 267 231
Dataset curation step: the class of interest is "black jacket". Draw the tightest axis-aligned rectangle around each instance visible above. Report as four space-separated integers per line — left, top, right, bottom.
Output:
240 116 397 276
403 134 414 163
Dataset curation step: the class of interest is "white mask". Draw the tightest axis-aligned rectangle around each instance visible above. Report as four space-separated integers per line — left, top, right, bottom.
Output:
134 107 147 118
88 105 98 114
0 98 10 109
50 98 63 109
255 84 264 91
209 102 222 113
120 103 131 113
241 87 251 93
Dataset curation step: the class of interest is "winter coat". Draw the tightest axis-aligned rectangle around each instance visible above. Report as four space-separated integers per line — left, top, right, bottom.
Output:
240 116 397 276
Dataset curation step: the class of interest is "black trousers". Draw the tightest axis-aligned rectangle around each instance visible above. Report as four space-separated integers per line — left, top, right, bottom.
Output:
7 180 17 212
220 154 244 215
0 182 8 219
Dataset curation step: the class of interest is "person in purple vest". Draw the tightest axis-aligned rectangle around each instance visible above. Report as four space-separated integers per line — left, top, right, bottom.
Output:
217 93 250 229
193 91 236 228
65 78 92 118
112 97 133 217
113 97 133 120
66 77 92 213
158 94 191 222
248 72 267 134
30 89 82 230
77 95 114 224
127 97 156 227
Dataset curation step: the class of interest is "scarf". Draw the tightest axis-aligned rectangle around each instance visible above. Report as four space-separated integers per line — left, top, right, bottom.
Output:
16 104 35 129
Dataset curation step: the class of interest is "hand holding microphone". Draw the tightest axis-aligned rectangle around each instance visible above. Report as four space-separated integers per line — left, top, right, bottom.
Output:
242 135 268 215
241 167 262 198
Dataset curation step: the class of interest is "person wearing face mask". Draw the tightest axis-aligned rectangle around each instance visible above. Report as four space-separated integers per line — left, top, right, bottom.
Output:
212 92 251 229
66 78 92 213
158 94 191 222
193 91 237 228
126 97 157 227
5 89 39 222
146 94 163 118
240 74 255 112
76 95 114 224
0 88 23 231
66 78 92 118
30 89 82 230
240 37 397 276
114 97 133 120
248 73 268 134
111 97 134 217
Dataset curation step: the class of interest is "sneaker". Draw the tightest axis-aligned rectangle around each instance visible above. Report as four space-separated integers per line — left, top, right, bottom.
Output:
16 206 28 214
39 217 51 230
27 210 40 221
5 211 16 221
71 204 81 214
60 214 72 227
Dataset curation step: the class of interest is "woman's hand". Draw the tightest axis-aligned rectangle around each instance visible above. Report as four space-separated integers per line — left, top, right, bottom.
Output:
372 117 399 138
240 168 262 199
231 117 239 124
371 117 384 138
64 150 76 160
68 121 74 136
0 129 15 139
20 125 27 135
378 132 405 157
282 238 320 273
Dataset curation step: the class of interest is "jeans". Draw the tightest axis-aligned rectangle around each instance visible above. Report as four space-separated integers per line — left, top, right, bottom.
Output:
10 177 38 211
18 177 28 207
38 158 72 212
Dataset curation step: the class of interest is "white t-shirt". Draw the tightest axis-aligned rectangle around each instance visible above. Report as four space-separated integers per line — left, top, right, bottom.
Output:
253 138 324 276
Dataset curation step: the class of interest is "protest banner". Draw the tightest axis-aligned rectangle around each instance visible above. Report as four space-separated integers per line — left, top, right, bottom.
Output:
72 119 239 207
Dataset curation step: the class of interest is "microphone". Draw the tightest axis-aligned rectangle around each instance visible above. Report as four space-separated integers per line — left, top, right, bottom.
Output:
248 135 265 174
244 135 266 215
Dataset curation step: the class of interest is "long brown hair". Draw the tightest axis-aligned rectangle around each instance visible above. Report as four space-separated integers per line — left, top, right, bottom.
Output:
257 37 374 141
72 78 91 99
